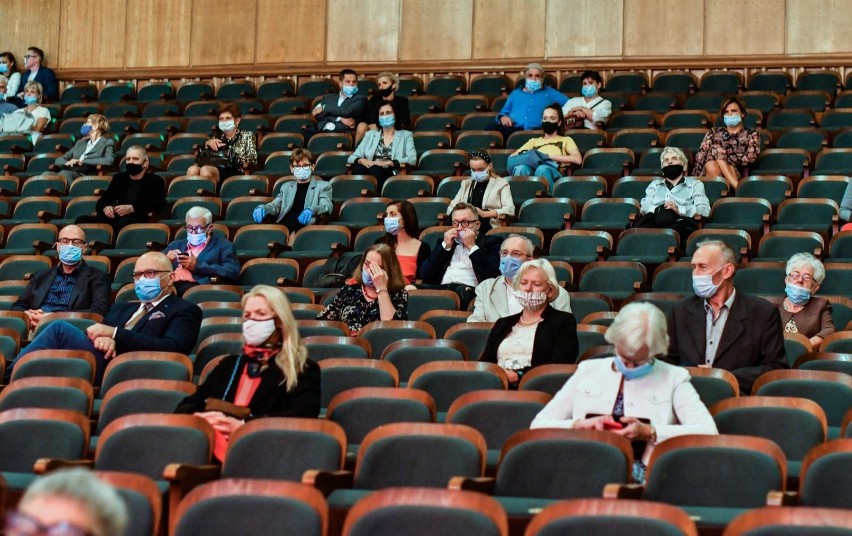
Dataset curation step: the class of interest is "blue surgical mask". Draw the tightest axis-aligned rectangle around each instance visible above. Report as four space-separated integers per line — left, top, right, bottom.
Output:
525 79 542 92
614 354 655 380
134 276 163 302
293 166 312 181
80 124 93 136
723 114 742 127
219 120 235 132
692 266 724 299
785 283 811 305
342 85 358 97
0 93 6 101
384 217 401 235
23 95 37 105
58 244 83 265
581 85 597 98
378 115 395 128
471 170 489 182
499 255 523 279
186 231 207 247
361 268 374 287
0 64 7 73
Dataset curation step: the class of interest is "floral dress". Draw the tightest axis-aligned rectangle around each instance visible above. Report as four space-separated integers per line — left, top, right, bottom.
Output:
316 282 408 334
691 127 760 176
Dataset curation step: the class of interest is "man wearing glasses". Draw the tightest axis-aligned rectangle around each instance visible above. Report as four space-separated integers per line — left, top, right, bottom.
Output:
420 202 501 309
11 225 110 329
8 252 201 385
21 46 58 102
468 234 571 322
165 206 240 296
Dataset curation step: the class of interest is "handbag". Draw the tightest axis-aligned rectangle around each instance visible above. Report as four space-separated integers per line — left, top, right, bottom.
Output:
316 252 364 288
507 149 558 172
565 98 603 129
196 146 232 168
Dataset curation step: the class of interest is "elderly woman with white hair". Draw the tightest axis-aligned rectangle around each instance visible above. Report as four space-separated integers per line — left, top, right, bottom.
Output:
779 252 836 350
531 301 717 482
634 146 711 245
479 258 578 388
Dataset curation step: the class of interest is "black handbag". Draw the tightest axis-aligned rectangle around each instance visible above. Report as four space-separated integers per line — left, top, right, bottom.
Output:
195 147 231 168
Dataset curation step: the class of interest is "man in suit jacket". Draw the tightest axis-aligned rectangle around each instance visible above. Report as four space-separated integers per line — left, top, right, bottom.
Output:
10 252 202 385
666 240 787 393
311 68 367 133
420 202 501 309
21 47 58 102
12 225 111 328
469 235 571 322
253 149 332 231
165 206 240 296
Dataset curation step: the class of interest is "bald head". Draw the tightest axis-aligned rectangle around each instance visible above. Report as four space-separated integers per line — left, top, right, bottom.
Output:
137 251 172 272
58 225 85 242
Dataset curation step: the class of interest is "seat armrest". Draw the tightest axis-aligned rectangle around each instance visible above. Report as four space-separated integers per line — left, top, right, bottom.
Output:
89 240 110 254
302 469 354 496
766 490 798 506
34 458 94 475
448 476 495 494
603 483 644 499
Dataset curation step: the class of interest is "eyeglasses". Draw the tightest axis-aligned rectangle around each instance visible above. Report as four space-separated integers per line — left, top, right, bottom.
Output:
57 238 85 246
185 225 209 233
23 55 37 59
787 271 814 284
131 269 170 280
450 219 476 228
500 249 528 259
4 511 93 536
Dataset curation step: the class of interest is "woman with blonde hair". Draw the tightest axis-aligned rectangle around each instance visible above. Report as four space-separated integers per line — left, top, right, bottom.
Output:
175 284 320 461
54 113 115 180
0 80 50 143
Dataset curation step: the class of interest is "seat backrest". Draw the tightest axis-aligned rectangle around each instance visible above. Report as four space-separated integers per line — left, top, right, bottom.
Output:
96 380 197 434
446 390 550 451
723 505 852 536
518 364 578 396
326 387 435 445
686 367 739 408
380 339 467 383
357 321 436 359
96 471 162 536
798 439 852 508
10 349 97 384
753 370 852 427
0 377 93 416
408 362 508 413
100 352 193 397
525 498 698 536
0 408 90 472
318 358 399 408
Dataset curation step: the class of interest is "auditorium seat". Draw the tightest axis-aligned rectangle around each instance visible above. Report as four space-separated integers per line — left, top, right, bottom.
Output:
686 366 740 408
518 364 577 396
526 498 698 536
725 506 852 536
766 439 852 509
319 358 399 409
0 376 93 416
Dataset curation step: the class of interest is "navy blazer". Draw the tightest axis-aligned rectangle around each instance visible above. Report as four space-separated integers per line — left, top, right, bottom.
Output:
106 294 201 355
480 305 579 368
420 234 502 285
11 262 111 316
28 67 59 102
164 234 241 284
666 292 788 394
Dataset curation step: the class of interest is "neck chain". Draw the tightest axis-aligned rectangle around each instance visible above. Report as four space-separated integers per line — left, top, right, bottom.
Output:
518 316 543 326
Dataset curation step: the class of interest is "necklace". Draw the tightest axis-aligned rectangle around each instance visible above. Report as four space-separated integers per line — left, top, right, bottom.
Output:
518 316 543 326
782 300 799 333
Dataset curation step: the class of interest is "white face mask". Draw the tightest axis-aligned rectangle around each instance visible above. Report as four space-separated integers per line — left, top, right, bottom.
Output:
514 290 548 311
242 318 277 346
692 266 725 299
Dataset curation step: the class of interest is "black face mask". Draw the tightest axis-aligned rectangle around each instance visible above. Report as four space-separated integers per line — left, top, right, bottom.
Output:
378 86 395 98
126 163 145 176
662 164 684 181
541 121 559 135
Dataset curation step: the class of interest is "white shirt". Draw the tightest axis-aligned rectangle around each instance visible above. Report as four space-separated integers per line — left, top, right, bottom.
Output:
562 96 612 129
497 322 539 370
440 243 480 287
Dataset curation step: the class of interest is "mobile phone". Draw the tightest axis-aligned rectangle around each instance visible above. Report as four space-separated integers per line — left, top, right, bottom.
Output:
602 420 624 430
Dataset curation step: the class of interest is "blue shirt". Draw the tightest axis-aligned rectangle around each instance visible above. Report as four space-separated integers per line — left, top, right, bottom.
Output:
498 87 568 129
41 265 80 312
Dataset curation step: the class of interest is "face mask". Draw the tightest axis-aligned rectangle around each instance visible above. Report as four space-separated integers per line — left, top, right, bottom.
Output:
219 120 236 132
80 124 93 136
58 244 83 265
0 64 7 73
378 86 395 97
293 166 312 181
362 268 374 288
384 217 401 235
126 162 144 176
661 164 684 181
134 276 163 302
471 170 489 182
614 355 655 380
242 318 278 346
785 283 811 305
0 93 5 101
186 231 207 247
514 290 548 310
541 121 559 135
525 79 542 92
378 115 395 128
692 266 724 299
723 114 742 127
581 84 598 98
342 85 358 97
23 95 37 105
499 255 523 279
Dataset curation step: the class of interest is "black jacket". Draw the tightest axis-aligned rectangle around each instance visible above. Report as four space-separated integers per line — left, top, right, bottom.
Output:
95 171 166 217
420 234 502 285
480 305 579 370
12 261 111 316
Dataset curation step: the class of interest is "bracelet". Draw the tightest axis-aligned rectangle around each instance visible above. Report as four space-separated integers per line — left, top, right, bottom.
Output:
376 289 388 294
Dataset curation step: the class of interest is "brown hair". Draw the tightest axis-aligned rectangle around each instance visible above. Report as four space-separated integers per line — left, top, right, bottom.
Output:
217 103 241 119
720 96 747 117
354 243 406 293
290 148 314 166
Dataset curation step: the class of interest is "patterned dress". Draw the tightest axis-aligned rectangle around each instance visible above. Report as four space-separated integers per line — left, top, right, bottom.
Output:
692 127 760 176
316 282 408 334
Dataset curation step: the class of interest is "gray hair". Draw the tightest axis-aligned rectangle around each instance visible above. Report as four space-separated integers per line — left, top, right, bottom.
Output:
660 146 689 168
605 302 669 358
786 252 825 284
501 234 534 256
185 206 213 226
125 145 148 160
512 258 559 302
0 75 8 85
525 63 545 77
20 469 127 536
695 239 737 267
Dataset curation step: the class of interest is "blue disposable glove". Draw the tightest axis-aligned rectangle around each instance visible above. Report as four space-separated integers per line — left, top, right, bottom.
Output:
297 208 314 225
252 206 266 223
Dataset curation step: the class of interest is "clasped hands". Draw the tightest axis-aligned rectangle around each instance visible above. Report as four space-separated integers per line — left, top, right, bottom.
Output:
573 415 655 441
86 322 117 359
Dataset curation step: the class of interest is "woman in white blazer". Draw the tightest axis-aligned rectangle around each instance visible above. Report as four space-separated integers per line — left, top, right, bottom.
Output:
347 101 416 189
531 302 717 482
447 150 514 232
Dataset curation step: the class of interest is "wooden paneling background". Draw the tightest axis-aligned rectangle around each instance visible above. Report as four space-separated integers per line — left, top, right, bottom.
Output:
0 0 846 73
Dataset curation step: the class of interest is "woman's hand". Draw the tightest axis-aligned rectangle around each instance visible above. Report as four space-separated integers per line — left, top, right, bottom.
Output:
206 139 224 150
613 417 654 441
505 369 519 383
66 158 80 167
195 411 245 438
369 263 388 291
573 416 609 431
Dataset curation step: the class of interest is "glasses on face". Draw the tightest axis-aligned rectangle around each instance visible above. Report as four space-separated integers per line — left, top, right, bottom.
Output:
500 249 528 259
57 238 85 247
185 225 209 233
450 219 476 228
23 55 37 59
787 271 814 284
5 511 93 536
131 269 170 280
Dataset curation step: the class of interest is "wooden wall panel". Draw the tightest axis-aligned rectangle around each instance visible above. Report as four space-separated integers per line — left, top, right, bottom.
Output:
190 0 257 66
58 0 127 69
0 0 61 70
705 0 784 56
546 0 623 58
787 0 852 54
473 0 546 59
256 0 326 64
125 0 192 68
624 0 703 57
400 0 472 61
326 0 400 62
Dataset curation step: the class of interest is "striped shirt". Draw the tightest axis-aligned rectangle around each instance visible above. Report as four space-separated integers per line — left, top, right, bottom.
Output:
41 266 80 312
